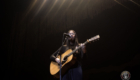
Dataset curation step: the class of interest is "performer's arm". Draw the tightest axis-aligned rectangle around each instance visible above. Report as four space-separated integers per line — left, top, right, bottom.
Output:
80 44 86 58
50 47 62 62
50 45 67 62
81 45 86 54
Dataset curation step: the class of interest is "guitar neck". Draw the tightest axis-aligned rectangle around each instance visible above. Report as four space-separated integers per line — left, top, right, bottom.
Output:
67 41 88 57
66 35 100 57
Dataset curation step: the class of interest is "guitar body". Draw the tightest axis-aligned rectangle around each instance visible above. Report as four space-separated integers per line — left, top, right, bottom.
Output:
50 49 76 78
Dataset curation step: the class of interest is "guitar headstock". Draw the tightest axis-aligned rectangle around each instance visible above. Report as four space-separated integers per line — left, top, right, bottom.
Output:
88 35 100 42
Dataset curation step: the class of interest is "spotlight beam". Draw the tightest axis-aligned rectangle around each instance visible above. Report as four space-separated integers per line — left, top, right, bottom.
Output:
30 0 47 23
60 0 74 18
82 0 90 11
26 0 37 16
56 0 74 25
130 0 140 7
45 0 58 18
21 0 37 24
50 0 66 21
114 0 137 14
35 0 47 16
73 0 84 14
41 0 58 24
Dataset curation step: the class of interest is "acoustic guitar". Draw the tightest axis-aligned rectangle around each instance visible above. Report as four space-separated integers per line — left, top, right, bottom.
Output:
50 35 100 78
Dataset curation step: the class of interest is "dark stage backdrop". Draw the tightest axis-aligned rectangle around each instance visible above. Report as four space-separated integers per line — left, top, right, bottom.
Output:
1 0 140 80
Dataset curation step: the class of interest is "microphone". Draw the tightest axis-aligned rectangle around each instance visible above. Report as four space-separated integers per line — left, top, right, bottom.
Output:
63 33 70 37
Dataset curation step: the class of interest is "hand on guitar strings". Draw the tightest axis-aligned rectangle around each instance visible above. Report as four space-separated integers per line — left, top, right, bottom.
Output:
55 58 60 64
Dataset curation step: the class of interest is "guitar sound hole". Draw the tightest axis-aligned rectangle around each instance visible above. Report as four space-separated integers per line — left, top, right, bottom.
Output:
60 56 67 64
63 56 68 61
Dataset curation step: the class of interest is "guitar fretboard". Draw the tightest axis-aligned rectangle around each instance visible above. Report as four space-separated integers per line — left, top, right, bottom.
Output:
67 41 88 57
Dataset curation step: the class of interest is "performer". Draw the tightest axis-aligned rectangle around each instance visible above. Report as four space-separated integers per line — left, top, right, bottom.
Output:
50 30 86 80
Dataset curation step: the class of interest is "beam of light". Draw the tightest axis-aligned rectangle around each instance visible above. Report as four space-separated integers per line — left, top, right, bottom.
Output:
54 0 74 25
41 0 58 24
82 0 90 11
50 0 66 21
20 0 37 24
78 0 90 19
114 0 137 14
25 0 37 16
45 0 58 18
73 0 84 14
130 0 140 7
61 0 74 18
35 0 47 16
30 0 47 23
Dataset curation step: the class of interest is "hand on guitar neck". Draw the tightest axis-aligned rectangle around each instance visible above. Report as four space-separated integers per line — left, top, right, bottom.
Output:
75 43 85 53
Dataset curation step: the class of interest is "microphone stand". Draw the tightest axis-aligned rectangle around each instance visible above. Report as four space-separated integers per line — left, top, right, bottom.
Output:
58 34 68 80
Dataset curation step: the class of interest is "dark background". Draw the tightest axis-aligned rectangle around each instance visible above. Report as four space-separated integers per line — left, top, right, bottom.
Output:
1 0 140 80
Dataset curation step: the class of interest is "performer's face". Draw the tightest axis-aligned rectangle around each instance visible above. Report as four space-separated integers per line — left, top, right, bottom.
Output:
68 30 75 41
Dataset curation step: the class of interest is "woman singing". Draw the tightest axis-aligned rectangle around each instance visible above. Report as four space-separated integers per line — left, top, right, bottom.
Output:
50 30 86 80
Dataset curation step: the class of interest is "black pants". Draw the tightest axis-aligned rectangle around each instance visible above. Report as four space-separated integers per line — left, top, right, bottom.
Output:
62 64 82 80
